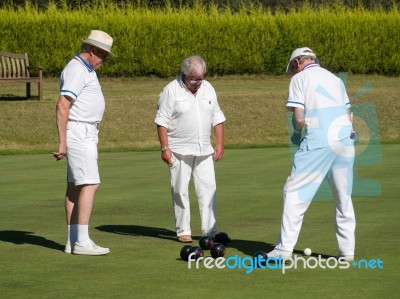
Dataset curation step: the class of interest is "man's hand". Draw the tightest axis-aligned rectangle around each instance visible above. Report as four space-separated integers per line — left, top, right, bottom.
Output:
53 142 67 161
213 144 224 161
161 149 173 165
350 130 358 141
290 131 302 146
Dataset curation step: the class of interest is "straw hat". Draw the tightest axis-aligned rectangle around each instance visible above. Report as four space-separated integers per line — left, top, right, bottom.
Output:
80 30 114 55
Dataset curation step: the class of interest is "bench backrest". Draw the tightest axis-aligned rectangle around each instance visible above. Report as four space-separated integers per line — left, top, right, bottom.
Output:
0 51 31 79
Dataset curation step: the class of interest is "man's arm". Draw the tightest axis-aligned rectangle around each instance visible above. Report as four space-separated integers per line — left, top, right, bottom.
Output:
288 107 305 146
157 125 173 165
213 122 224 161
53 95 72 160
291 107 305 132
347 108 353 123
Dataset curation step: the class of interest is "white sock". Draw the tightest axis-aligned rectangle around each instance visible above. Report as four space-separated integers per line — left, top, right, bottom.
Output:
69 224 78 245
67 225 70 243
77 224 90 245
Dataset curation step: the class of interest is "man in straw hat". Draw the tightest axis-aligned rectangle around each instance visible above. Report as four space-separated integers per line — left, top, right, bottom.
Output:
267 47 357 262
54 30 114 255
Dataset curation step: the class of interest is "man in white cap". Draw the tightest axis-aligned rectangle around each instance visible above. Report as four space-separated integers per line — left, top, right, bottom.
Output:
155 55 226 243
267 47 357 262
53 30 114 255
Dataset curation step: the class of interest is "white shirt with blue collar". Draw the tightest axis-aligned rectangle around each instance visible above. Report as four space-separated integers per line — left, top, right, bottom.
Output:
60 55 105 123
287 63 353 149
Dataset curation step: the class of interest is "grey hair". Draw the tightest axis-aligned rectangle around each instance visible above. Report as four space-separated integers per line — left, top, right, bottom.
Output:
298 55 316 64
81 43 91 53
288 55 318 74
181 55 206 76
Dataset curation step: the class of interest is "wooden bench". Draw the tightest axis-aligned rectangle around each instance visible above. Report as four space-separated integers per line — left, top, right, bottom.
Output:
0 51 43 100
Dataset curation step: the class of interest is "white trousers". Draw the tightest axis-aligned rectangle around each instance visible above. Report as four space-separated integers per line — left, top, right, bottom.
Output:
169 153 217 237
276 138 356 256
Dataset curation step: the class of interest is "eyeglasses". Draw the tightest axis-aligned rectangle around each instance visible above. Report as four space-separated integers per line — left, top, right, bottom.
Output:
94 48 109 60
183 74 204 84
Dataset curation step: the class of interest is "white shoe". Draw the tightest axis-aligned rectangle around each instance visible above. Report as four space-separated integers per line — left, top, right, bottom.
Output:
73 240 110 256
267 249 292 260
64 242 72 254
337 254 354 262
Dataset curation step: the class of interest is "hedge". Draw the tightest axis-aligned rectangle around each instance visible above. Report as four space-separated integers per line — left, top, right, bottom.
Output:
0 1 399 76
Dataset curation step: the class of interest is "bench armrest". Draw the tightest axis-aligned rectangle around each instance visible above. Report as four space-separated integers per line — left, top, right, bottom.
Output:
27 65 43 76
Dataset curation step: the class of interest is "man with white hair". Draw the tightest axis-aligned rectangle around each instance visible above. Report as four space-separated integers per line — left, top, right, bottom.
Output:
53 30 114 255
155 55 226 243
268 47 357 262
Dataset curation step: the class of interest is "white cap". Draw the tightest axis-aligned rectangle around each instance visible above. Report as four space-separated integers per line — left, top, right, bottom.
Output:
80 30 114 55
286 47 317 73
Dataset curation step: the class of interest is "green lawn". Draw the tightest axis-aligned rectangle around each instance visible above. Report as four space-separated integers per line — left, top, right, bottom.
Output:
0 146 399 298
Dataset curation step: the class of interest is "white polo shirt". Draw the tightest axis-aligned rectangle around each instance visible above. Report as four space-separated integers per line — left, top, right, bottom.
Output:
60 55 105 123
155 76 226 156
287 63 353 149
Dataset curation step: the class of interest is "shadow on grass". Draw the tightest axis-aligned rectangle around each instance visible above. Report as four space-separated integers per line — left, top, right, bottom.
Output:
220 240 334 259
95 225 334 258
95 225 177 242
225 239 275 256
0 230 64 251
228 240 334 259
96 225 297 257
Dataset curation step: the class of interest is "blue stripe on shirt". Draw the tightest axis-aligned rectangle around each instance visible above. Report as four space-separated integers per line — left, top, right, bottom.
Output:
60 89 78 99
287 101 305 107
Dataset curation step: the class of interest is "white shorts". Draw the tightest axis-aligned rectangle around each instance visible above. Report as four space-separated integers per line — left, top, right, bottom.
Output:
66 121 100 186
